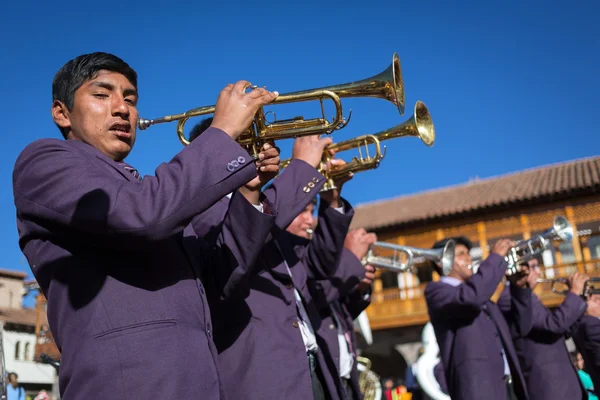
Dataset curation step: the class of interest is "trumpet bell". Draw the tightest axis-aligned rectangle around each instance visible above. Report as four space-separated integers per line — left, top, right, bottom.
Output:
553 216 573 242
319 52 405 116
375 100 435 147
440 240 456 276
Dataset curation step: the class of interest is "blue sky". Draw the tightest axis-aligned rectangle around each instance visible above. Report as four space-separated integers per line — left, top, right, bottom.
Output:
1 1 599 303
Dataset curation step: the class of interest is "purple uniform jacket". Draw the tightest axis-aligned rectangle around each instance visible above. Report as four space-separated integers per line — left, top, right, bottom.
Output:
498 285 587 400
424 253 530 400
12 128 278 400
573 315 600 397
309 248 371 400
433 360 448 395
192 162 354 400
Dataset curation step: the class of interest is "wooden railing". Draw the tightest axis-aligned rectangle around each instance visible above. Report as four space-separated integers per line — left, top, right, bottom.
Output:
365 259 600 330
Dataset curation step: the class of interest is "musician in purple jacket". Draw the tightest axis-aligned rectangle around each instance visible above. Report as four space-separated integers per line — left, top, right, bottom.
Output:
498 258 589 400
308 228 377 400
573 291 600 397
424 236 531 400
12 52 284 400
189 118 355 399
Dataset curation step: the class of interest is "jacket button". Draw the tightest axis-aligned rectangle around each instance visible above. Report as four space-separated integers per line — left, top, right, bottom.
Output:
292 321 299 328
285 283 293 289
303 186 310 193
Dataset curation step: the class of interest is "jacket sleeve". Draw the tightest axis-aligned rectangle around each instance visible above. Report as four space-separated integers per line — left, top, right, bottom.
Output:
528 291 587 335
309 248 366 311
343 286 372 320
424 253 507 320
199 190 277 302
502 284 534 337
302 198 354 280
13 129 256 250
262 159 325 230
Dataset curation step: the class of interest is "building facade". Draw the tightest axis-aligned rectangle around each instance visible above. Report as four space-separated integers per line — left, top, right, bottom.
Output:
350 156 600 379
0 269 56 397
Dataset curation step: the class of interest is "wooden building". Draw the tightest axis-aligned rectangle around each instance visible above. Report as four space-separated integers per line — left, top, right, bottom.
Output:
350 156 600 377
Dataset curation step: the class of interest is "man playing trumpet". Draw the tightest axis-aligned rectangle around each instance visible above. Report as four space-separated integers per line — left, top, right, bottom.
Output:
498 259 589 400
189 117 358 400
424 236 530 400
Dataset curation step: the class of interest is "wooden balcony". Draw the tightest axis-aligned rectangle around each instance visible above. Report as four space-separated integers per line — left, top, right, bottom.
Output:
365 259 600 330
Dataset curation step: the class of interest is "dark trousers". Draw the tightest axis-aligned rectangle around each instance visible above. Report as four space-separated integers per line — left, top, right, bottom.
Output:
342 378 357 400
505 375 518 400
308 352 327 400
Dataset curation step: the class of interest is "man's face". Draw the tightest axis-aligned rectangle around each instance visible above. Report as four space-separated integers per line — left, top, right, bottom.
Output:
450 244 472 280
525 259 541 289
286 203 315 239
54 70 139 161
8 374 17 385
586 294 600 317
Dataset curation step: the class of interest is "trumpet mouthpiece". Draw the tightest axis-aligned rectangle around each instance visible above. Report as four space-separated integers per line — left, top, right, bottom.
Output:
137 118 152 130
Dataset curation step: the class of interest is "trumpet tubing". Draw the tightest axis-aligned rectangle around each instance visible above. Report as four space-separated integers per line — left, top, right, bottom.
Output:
505 216 574 275
137 53 406 155
363 240 455 275
278 100 435 190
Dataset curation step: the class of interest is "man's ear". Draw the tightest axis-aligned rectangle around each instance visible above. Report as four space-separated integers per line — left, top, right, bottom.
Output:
51 100 71 133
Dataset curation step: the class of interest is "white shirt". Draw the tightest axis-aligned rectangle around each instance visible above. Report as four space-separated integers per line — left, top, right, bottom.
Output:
226 192 263 212
330 304 354 379
274 241 319 353
440 276 511 376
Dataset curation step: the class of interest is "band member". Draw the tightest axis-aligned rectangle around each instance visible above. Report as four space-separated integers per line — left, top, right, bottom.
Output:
189 118 355 399
572 291 600 396
498 258 589 400
308 228 377 400
424 236 531 400
12 52 282 400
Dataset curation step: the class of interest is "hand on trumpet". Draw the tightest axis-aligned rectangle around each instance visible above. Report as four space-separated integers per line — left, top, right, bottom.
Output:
291 134 333 169
344 228 378 293
507 265 530 288
569 272 589 297
238 141 280 204
211 80 279 139
320 157 353 209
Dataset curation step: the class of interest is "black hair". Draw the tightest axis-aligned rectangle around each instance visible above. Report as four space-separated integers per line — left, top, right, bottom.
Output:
8 372 17 379
52 52 138 138
189 117 213 142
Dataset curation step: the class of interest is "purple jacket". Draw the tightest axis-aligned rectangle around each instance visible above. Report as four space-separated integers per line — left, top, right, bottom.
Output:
424 253 530 400
192 163 354 400
573 315 600 397
498 285 586 400
309 248 371 400
12 128 278 400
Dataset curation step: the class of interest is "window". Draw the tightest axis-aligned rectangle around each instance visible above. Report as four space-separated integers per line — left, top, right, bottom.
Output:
24 343 30 361
588 235 600 259
14 341 20 360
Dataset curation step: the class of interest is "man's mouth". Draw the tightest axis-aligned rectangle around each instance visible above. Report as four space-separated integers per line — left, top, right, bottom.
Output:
110 123 132 139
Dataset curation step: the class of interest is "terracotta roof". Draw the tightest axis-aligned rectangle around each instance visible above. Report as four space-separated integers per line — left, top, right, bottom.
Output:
0 269 28 279
351 156 600 231
0 307 45 327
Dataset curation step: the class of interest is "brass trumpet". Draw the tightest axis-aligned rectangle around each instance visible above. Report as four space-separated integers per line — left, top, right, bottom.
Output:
363 239 455 274
505 216 574 275
137 53 405 156
279 100 434 191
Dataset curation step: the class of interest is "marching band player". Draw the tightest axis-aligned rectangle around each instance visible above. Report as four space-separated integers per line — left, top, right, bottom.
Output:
424 236 531 400
12 52 281 400
189 118 356 399
308 228 377 400
572 290 600 396
497 258 589 400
